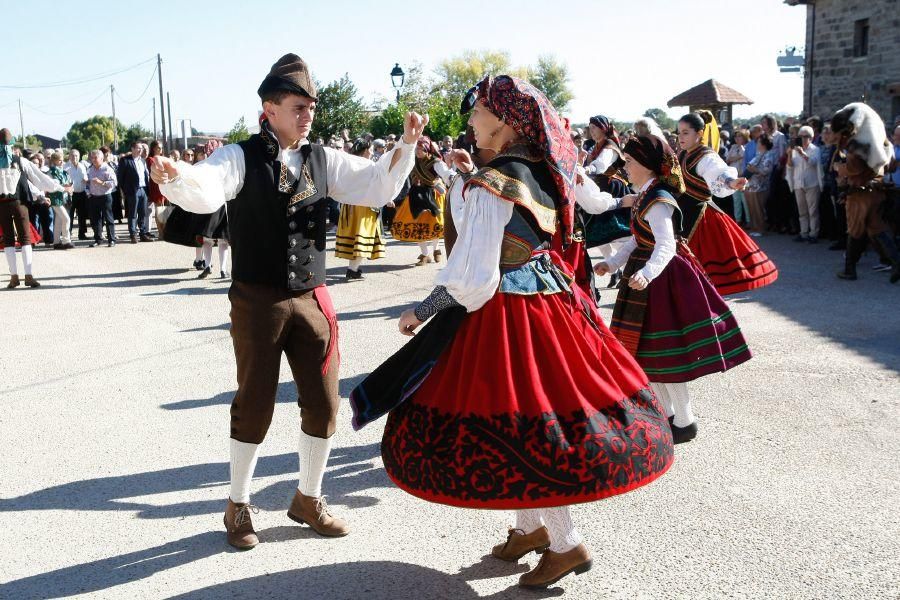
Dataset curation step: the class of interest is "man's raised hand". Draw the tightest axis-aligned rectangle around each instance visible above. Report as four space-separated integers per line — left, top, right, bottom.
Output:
402 112 429 145
150 156 180 185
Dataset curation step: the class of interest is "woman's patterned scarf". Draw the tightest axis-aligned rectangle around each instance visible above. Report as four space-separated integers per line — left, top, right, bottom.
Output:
475 75 577 245
586 115 621 164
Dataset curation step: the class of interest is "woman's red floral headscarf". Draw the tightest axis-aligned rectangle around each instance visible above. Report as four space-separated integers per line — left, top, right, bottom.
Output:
469 75 577 245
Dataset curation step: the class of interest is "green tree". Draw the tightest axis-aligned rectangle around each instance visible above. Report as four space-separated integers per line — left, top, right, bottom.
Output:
65 115 126 155
310 74 371 142
18 135 42 151
528 55 574 113
226 117 251 144
423 96 466 141
642 108 677 131
121 123 153 149
435 50 528 101
369 102 409 139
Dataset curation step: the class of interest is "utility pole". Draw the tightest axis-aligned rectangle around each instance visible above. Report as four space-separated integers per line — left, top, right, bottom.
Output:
156 53 167 151
18 99 25 146
167 92 174 151
110 85 118 151
152 98 157 140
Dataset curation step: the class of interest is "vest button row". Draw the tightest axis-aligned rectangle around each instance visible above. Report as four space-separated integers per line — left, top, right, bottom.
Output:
288 238 313 249
287 270 314 283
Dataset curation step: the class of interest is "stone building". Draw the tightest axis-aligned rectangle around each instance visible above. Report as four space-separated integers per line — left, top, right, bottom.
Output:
786 0 900 125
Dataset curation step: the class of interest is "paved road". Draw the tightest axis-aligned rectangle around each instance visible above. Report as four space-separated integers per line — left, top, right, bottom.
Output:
1 226 898 599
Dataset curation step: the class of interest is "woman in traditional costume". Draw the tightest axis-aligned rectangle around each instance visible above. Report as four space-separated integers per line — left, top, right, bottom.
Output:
676 112 778 295
335 139 386 280
594 135 752 444
350 76 673 589
581 115 633 288
390 137 453 265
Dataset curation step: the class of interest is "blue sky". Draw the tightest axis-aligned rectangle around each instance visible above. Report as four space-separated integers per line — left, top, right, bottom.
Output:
0 0 807 139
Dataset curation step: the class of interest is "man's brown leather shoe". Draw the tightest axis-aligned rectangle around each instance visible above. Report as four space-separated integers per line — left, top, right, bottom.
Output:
23 275 39 287
518 543 593 589
287 490 350 537
6 275 20 289
491 527 551 561
223 499 259 550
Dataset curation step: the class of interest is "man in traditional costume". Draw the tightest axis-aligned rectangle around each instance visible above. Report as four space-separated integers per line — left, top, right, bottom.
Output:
150 54 425 549
350 76 673 589
831 102 900 283
0 128 70 288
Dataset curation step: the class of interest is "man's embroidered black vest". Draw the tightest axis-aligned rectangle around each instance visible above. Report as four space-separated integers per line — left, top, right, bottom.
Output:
0 156 34 205
231 133 329 291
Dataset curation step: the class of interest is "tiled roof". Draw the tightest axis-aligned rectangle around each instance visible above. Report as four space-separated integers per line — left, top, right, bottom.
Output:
667 79 754 108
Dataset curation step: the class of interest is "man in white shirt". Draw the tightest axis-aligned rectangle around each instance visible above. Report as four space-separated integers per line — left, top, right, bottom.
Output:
150 53 426 550
64 149 89 239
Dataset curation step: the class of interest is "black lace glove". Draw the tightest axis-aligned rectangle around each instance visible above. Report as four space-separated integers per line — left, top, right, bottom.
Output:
414 285 461 322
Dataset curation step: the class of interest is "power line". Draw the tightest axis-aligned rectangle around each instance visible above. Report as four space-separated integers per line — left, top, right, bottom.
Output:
23 88 108 116
119 103 155 127
114 64 158 104
0 57 156 89
23 85 108 111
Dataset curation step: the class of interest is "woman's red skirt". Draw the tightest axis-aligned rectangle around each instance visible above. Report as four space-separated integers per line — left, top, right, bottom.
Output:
689 207 778 295
381 282 674 509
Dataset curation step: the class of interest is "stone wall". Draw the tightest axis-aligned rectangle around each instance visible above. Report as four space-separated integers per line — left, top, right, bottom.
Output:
799 0 900 125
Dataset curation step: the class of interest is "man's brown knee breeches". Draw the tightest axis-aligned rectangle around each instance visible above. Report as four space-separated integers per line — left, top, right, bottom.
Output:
229 281 339 444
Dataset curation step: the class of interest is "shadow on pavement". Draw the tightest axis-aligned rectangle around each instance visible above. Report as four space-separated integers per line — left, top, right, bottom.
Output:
160 376 366 411
31 277 182 289
36 268 190 281
337 303 412 322
731 235 900 373
166 561 565 600
1 553 564 600
0 442 384 520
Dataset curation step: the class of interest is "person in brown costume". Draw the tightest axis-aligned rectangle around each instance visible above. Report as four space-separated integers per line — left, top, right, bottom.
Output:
151 54 426 549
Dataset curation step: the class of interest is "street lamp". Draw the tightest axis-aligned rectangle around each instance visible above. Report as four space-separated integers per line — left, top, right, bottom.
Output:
390 63 405 103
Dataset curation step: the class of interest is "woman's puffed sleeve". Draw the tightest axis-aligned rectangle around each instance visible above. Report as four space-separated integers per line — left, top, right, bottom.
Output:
430 185 514 312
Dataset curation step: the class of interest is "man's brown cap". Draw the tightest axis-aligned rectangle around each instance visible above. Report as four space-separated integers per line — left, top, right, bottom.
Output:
257 53 318 102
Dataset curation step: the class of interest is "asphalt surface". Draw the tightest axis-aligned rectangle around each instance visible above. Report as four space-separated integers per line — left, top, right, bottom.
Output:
1 225 898 599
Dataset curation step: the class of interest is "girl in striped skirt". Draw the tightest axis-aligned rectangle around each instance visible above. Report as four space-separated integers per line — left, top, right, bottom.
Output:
593 135 752 443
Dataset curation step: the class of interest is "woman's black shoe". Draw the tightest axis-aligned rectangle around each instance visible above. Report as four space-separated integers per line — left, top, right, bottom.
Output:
671 421 698 444
346 268 363 280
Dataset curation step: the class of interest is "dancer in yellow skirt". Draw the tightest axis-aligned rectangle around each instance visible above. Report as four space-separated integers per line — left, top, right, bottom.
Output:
390 136 453 265
335 139 386 280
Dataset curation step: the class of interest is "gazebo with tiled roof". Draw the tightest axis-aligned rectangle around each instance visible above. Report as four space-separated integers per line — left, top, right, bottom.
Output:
667 79 754 125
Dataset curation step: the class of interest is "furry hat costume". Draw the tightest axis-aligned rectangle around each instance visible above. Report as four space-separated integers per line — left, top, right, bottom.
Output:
831 102 892 173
